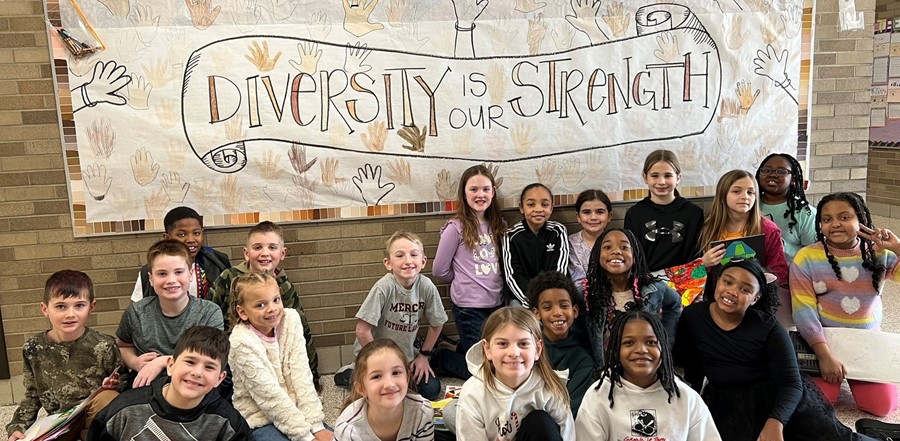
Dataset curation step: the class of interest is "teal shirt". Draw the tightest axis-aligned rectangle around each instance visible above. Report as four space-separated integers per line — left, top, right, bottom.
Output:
761 201 817 264
544 333 594 416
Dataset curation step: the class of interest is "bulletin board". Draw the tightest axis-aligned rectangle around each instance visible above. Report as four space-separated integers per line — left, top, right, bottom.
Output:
45 0 814 236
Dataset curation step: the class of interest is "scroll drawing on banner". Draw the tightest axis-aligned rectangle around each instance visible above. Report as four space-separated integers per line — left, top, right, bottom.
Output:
50 0 805 232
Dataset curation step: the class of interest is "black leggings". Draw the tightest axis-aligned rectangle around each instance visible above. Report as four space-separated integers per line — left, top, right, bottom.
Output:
514 410 563 441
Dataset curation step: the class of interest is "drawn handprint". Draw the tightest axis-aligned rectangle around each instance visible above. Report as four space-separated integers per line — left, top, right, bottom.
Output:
488 17 515 54
716 97 741 123
566 0 609 44
761 15 782 45
754 44 797 103
72 60 132 113
343 42 372 75
289 42 321 75
435 169 456 201
67 55 94 77
481 163 504 188
562 160 586 189
290 175 317 206
270 0 300 20
144 188 170 219
155 98 178 129
736 80 760 115
352 164 395 205
127 75 152 110
131 148 159 186
515 0 547 13
398 125 426 152
83 164 113 201
288 143 318 175
527 13 548 55
231 0 262 30
342 0 384 37
551 23 576 50
143 59 176 88
165 140 185 170
535 160 560 188
451 0 489 28
220 175 242 212
87 119 116 159
726 15 749 50
320 157 348 188
255 149 287 180
510 124 535 154
306 11 332 39
453 131 473 155
654 33 679 63
98 0 129 18
360 121 387 152
386 0 412 26
245 40 282 72
601 2 630 37
386 159 411 185
160 171 190 202
745 0 769 13
185 0 221 30
113 31 149 62
487 63 507 106
131 4 160 46
780 4 802 39
395 22 430 52
225 116 246 141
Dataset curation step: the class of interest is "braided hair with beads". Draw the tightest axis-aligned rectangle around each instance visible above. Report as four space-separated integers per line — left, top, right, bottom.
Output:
756 153 812 234
596 308 680 408
584 228 659 333
815 192 886 292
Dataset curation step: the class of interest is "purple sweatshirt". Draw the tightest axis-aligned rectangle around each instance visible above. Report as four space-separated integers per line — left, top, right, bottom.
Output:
432 219 504 308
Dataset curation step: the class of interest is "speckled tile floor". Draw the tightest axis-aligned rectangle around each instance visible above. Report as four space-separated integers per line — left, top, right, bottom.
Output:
1 216 899 434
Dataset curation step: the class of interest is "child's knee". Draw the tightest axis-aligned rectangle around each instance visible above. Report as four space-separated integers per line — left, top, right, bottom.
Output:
852 381 898 417
810 376 841 403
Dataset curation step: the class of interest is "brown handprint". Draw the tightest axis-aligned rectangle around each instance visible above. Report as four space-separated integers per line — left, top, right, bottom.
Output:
551 23 576 51
717 97 741 123
186 0 221 30
245 40 282 72
510 124 535 155
435 169 457 201
487 64 507 106
386 159 411 185
144 188 170 219
361 121 387 152
225 116 246 141
87 118 116 159
386 0 412 26
726 16 749 50
481 163 504 189
165 140 185 170
566 0 609 44
255 149 286 180
143 59 176 88
761 15 782 46
527 13 548 56
535 160 560 188
653 33 679 64
601 2 630 38
155 98 178 129
342 0 384 37
736 80 760 115
131 148 159 186
320 157 348 187
289 42 321 75
221 175 242 212
288 143 318 175
127 75 152 110
398 125 426 153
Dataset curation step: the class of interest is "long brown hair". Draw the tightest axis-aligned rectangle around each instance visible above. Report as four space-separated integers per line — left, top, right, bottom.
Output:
341 339 415 410
642 149 683 197
455 165 505 249
479 307 569 406
698 169 762 252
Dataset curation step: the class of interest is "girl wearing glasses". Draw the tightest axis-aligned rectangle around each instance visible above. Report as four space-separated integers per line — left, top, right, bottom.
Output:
756 153 817 264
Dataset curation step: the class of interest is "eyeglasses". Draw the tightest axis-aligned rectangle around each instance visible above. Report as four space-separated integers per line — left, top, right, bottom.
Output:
759 167 791 177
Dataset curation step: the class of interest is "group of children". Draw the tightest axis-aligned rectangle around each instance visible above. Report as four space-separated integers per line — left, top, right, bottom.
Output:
6 150 900 441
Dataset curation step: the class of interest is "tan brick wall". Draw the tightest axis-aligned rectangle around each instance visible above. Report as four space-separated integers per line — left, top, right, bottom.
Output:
0 0 880 394
876 0 900 20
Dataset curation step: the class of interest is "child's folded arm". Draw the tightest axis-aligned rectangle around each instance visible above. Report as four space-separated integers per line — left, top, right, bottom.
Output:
5 357 41 437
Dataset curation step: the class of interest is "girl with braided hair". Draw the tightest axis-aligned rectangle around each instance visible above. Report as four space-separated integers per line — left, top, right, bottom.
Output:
756 153 817 264
583 228 681 368
676 259 873 441
576 309 721 441
789 192 900 417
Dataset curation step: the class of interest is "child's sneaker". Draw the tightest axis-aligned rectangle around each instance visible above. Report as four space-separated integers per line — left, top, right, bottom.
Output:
856 418 900 440
333 364 353 389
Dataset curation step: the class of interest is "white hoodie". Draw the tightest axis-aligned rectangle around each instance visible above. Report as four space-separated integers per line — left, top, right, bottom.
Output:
456 343 574 441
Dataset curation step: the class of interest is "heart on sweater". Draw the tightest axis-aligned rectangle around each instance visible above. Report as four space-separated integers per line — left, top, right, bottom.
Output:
841 266 860 283
840 296 861 314
813 281 827 294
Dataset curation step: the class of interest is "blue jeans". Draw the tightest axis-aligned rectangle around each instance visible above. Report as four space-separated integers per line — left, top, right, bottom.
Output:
252 424 290 441
415 372 442 401
451 303 499 353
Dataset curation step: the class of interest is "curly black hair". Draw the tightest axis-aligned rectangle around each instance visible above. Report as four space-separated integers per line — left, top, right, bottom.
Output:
815 192 885 291
756 153 812 234
596 308 680 408
526 270 578 310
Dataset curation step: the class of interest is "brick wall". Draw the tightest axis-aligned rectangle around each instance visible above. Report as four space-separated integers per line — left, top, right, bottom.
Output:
869 0 900 216
0 0 880 402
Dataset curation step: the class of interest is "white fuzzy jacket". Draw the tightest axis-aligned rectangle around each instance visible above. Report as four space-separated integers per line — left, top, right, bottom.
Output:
229 309 325 441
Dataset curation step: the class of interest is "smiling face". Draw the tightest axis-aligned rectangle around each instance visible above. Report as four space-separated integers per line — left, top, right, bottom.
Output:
244 231 286 274
576 199 611 237
532 288 578 342
820 200 861 249
725 176 757 217
599 230 635 277
520 186 553 233
149 254 192 303
383 237 425 289
164 218 204 258
758 156 792 203
713 266 760 317
165 349 227 410
465 174 495 216
236 279 284 337
357 348 409 412
643 161 681 204
619 318 662 389
41 291 95 342
483 323 541 390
